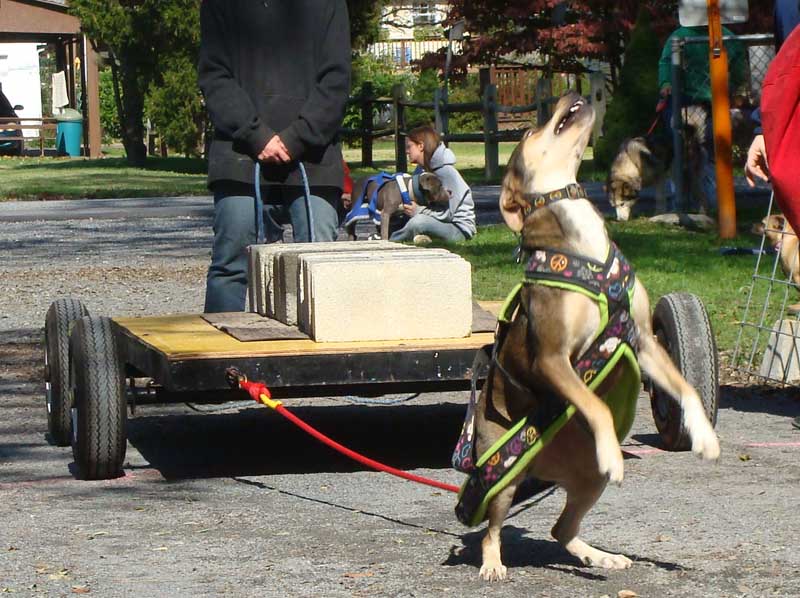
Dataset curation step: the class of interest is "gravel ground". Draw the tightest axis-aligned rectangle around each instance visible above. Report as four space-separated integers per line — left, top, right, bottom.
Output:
1 205 800 597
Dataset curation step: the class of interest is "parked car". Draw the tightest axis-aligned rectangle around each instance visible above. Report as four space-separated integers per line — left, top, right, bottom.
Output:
0 88 24 156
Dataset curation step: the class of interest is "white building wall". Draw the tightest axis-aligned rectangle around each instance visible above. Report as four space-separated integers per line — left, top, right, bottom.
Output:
0 43 42 137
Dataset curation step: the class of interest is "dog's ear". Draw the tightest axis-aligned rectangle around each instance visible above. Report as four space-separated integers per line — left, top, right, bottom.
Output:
499 144 527 233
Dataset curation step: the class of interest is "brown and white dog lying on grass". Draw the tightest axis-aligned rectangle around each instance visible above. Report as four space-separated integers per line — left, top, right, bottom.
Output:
471 91 720 581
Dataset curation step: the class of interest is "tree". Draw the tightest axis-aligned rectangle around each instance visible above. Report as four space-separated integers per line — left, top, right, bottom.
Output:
448 1 676 85
145 57 206 157
593 7 663 169
69 0 199 166
348 0 387 50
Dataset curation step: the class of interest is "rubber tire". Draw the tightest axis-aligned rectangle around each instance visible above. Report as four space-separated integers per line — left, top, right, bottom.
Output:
649 292 719 451
69 316 127 480
44 298 88 446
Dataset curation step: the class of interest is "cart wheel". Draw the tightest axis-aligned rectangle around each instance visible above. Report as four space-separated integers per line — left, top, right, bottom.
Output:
649 292 719 451
44 298 89 446
69 316 126 480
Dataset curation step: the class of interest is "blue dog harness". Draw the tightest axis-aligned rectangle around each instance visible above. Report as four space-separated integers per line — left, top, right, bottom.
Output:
343 172 421 227
452 185 641 527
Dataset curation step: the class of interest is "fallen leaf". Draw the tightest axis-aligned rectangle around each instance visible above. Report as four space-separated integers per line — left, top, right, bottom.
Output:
153 547 168 552
655 534 671 542
343 572 374 579
618 591 638 598
739 453 752 462
48 570 70 580
72 587 90 594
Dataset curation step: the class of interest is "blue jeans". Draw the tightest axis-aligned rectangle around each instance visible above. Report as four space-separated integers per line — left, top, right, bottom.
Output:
204 184 339 313
389 213 467 242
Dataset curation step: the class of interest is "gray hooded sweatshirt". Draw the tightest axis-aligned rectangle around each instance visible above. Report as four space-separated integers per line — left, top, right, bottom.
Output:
420 143 477 238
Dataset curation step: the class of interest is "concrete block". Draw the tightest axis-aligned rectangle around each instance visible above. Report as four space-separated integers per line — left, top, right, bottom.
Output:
759 319 800 383
272 241 409 325
247 241 400 317
300 251 472 342
297 248 451 330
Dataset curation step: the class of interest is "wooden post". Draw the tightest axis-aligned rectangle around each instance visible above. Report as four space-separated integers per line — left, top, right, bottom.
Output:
483 84 499 181
588 71 606 149
360 81 374 168
707 0 736 238
392 83 407 173
536 77 552 127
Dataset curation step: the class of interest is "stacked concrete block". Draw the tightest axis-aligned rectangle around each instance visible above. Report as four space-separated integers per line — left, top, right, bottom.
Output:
299 250 472 342
247 241 400 317
272 241 408 325
296 248 447 331
759 319 800 383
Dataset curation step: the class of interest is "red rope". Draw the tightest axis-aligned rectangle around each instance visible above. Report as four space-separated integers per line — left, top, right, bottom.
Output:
236 376 460 494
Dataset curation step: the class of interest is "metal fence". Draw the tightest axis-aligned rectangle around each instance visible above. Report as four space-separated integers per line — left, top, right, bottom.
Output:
730 193 800 385
670 33 774 212
366 39 459 69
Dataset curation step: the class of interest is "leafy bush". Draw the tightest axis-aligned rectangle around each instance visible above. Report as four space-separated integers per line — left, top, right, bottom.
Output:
447 73 483 134
593 8 663 171
99 68 122 142
145 56 206 157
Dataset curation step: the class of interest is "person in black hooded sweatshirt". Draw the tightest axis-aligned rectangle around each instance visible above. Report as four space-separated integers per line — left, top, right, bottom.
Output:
198 0 351 312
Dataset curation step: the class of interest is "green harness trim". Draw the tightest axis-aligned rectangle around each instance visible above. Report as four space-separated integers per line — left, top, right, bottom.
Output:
453 243 641 527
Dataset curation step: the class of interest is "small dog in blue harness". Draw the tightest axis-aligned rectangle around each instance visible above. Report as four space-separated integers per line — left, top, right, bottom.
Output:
465 92 720 582
344 171 449 240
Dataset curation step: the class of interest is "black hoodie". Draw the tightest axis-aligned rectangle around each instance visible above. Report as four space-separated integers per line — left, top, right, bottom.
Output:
198 0 351 193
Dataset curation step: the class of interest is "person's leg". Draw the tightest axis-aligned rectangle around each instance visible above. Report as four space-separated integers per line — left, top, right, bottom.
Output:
389 213 466 242
204 188 259 313
287 187 340 242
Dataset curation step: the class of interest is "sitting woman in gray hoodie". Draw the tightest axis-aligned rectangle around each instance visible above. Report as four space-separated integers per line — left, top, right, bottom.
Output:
390 125 477 243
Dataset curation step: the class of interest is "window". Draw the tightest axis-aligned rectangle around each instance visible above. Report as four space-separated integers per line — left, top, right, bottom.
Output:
412 1 438 26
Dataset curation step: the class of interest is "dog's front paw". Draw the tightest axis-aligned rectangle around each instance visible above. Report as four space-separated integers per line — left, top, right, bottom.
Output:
479 562 507 582
691 426 720 461
597 439 624 485
686 407 720 460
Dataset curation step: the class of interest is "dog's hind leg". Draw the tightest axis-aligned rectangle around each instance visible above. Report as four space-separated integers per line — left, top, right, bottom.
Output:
479 478 519 581
552 478 632 569
636 331 720 460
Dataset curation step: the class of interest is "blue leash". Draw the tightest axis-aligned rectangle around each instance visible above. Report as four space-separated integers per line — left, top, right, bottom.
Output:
254 161 315 243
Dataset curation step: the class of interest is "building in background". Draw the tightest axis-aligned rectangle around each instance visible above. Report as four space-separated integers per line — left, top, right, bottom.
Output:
0 0 100 156
368 1 458 68
0 42 41 137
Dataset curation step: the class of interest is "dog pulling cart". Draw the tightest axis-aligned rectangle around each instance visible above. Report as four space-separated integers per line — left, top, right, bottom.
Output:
44 291 718 481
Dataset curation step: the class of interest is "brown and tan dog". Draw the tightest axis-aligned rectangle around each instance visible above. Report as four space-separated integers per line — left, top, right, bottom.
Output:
754 214 800 311
345 172 449 240
474 91 720 581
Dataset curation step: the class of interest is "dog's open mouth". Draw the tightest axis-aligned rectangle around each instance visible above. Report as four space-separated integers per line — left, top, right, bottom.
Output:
555 98 585 135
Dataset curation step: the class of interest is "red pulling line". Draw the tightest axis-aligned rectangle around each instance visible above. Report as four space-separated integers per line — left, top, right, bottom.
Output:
226 369 460 494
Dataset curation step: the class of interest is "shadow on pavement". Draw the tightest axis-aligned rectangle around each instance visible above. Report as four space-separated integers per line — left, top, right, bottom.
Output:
127 401 467 480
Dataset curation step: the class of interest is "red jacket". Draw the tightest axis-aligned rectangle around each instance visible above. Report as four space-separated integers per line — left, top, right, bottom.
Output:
342 160 353 195
762 25 800 232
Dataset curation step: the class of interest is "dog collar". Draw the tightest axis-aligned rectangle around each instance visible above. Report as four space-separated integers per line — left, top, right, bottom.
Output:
522 183 586 215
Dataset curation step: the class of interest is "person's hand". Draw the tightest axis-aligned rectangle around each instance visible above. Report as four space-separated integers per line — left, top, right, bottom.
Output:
402 200 418 217
258 135 291 164
341 193 352 210
745 134 770 187
659 84 671 98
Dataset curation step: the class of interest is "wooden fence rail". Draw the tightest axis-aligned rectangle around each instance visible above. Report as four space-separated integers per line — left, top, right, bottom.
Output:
339 79 598 181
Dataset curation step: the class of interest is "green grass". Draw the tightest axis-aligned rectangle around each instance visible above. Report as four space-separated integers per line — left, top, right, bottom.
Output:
431 220 769 355
0 141 776 357
0 155 209 200
0 140 513 200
